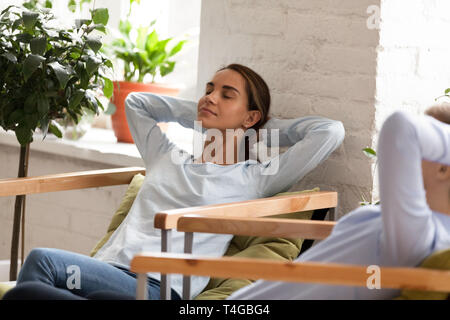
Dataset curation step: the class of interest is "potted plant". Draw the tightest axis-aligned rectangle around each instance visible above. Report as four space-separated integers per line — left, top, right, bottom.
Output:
105 0 186 143
0 4 113 280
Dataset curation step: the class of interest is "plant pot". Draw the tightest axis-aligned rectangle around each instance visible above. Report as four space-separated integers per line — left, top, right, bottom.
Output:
111 81 179 143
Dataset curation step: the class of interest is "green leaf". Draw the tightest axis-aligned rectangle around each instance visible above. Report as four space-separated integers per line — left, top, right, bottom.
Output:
145 30 158 52
80 68 90 89
30 36 47 55
15 33 33 43
22 11 39 31
2 52 17 63
75 19 91 29
24 112 39 129
85 56 102 75
136 26 149 50
445 88 450 95
23 54 45 81
68 0 76 13
15 124 33 145
362 147 377 159
169 40 186 57
92 8 109 26
70 51 81 59
68 90 85 109
86 35 102 53
85 90 99 113
40 115 49 138
48 61 71 89
24 94 37 114
119 19 131 36
8 109 24 124
160 61 175 77
92 24 106 34
48 122 62 138
102 77 113 99
1 5 16 16
44 0 52 9
37 95 49 116
157 38 171 53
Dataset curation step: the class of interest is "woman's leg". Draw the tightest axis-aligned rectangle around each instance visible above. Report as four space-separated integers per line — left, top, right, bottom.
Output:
3 281 86 300
17 248 150 298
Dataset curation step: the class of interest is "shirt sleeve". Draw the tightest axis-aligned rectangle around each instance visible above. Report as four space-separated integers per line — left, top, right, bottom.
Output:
125 92 198 168
252 116 345 197
378 110 450 266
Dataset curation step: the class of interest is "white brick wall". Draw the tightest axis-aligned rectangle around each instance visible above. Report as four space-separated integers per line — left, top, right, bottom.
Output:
373 0 450 199
197 0 381 217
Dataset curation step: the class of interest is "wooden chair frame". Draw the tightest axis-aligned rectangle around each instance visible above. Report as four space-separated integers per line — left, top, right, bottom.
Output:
154 190 337 299
132 213 450 300
0 166 339 299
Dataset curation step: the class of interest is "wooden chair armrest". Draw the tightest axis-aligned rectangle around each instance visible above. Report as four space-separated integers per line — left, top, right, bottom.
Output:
0 166 145 196
154 191 337 230
131 252 450 293
178 215 336 239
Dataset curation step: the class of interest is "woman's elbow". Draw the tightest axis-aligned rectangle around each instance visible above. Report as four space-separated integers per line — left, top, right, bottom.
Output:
329 120 345 146
125 92 135 113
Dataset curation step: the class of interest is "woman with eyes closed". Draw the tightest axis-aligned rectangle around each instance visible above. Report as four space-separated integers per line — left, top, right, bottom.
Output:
4 63 344 300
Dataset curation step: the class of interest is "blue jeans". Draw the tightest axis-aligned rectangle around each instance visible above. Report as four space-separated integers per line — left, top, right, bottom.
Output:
15 248 181 300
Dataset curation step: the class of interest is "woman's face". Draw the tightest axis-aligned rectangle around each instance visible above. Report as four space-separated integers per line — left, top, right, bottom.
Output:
197 69 252 130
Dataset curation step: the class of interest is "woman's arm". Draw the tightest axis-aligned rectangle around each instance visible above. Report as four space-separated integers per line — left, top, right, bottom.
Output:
253 116 345 197
378 111 450 266
125 92 198 168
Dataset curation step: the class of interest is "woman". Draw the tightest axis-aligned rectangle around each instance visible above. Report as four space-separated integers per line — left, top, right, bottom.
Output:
229 104 450 300
3 64 344 300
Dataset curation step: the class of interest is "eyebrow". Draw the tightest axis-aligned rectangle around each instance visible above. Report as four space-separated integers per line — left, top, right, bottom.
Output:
206 82 240 95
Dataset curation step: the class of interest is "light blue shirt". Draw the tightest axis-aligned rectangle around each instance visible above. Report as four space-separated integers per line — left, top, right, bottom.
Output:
93 92 344 299
229 111 450 300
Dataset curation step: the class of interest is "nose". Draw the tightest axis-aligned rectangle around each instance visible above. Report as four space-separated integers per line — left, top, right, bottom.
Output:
205 90 218 105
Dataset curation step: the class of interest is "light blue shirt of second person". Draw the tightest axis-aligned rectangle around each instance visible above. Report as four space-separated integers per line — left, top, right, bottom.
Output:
229 111 450 300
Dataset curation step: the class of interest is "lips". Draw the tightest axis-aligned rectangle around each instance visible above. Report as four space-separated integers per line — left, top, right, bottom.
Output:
200 107 217 116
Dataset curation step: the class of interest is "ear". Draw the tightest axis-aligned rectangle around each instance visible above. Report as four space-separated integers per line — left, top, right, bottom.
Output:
436 165 450 181
243 110 262 128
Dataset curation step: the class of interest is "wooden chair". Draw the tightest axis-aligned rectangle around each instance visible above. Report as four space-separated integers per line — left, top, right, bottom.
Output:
131 215 450 300
0 166 338 298
153 190 337 299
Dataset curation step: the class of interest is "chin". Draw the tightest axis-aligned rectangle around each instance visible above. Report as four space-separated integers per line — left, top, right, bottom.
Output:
196 115 215 129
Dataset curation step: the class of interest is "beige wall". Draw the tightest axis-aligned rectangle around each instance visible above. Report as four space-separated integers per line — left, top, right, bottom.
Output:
0 144 130 260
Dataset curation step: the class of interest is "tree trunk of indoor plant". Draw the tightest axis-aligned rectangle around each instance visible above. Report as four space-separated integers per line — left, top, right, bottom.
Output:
9 143 30 281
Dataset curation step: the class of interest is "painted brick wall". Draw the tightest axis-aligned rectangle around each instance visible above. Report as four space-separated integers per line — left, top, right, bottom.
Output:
197 0 381 217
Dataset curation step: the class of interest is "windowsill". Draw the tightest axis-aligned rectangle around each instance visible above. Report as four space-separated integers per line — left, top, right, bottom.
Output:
0 127 145 167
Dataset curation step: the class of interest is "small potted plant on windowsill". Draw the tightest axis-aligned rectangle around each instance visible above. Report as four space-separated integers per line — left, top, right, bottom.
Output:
104 1 186 143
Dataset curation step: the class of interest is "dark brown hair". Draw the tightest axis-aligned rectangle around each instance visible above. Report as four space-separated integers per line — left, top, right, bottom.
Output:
218 63 271 130
425 103 450 124
218 63 271 161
